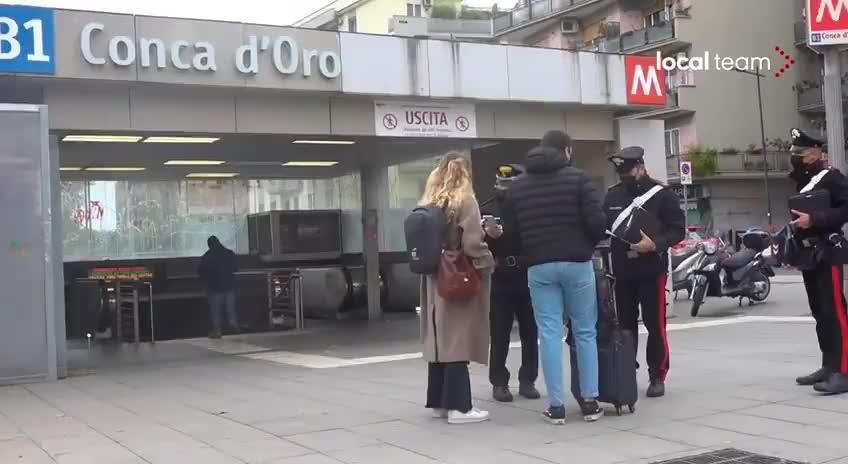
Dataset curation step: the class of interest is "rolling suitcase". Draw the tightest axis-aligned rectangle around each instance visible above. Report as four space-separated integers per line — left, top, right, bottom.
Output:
567 244 638 415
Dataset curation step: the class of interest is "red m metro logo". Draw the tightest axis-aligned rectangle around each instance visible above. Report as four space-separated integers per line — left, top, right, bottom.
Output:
810 0 848 31
625 55 666 105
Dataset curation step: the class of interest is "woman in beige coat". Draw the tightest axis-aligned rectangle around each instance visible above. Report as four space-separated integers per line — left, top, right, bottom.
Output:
419 152 495 425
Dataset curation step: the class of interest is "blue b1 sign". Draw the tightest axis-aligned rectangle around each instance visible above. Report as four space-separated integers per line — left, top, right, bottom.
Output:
0 5 55 74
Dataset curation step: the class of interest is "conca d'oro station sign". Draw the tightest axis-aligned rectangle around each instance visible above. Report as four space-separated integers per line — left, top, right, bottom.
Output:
80 23 341 79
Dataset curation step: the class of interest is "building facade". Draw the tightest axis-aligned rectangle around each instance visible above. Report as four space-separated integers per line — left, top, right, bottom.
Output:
295 0 832 233
493 0 806 232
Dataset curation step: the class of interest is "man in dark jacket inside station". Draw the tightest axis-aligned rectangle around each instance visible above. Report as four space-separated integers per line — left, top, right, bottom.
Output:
503 130 607 424
604 146 686 398
199 235 239 339
481 164 540 403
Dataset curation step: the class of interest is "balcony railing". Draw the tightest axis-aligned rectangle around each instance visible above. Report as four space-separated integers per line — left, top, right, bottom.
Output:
797 81 848 111
666 155 681 178
715 151 792 174
666 89 680 108
667 152 792 179
428 18 492 35
493 0 596 34
583 21 678 54
794 21 806 44
621 21 675 51
390 16 492 36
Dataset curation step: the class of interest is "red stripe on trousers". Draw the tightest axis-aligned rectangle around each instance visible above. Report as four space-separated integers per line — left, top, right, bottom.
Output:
830 266 848 374
659 273 670 381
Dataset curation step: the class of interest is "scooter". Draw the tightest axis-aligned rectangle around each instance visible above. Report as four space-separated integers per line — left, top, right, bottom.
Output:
671 246 703 300
689 230 774 317
671 235 724 300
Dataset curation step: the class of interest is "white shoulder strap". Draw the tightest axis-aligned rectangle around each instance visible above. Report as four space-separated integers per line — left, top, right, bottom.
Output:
800 168 831 193
610 185 665 235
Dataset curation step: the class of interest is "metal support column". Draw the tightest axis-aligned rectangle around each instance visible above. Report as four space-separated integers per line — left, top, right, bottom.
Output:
824 48 845 173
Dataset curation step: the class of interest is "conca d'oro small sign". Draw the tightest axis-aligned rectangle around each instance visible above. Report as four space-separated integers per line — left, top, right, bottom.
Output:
80 23 341 79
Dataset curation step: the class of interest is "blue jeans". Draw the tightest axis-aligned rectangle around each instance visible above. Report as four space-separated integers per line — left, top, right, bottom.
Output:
528 261 599 408
208 291 238 333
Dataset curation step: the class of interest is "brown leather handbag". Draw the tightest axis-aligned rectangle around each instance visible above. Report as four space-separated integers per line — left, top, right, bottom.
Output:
437 225 481 301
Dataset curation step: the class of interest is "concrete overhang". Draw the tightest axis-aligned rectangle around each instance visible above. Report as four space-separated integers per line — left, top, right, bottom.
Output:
0 5 669 113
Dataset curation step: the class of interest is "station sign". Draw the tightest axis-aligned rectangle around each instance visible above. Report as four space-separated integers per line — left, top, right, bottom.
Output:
807 0 848 46
80 23 341 79
624 55 666 106
0 4 55 74
374 101 477 138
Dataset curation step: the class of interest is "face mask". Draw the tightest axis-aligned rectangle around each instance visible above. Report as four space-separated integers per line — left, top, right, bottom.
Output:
808 159 825 172
619 174 636 184
790 156 805 171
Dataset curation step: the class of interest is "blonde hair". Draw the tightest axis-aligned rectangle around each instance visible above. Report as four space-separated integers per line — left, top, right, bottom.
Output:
419 152 474 217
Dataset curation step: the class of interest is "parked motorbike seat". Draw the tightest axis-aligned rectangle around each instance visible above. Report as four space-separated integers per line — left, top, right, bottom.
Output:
721 248 757 270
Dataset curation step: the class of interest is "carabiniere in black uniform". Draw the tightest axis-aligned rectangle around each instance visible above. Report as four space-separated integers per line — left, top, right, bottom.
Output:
480 164 540 403
784 128 848 394
603 146 686 399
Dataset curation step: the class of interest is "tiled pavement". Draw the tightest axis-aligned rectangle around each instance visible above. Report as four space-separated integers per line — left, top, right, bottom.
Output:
5 318 848 463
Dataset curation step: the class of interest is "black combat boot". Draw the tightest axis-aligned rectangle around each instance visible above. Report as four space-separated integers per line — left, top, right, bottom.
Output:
796 367 831 386
519 382 541 400
492 385 513 402
814 373 848 394
646 379 665 398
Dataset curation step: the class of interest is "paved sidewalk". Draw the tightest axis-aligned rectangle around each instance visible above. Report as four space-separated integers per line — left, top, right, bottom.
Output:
3 318 848 464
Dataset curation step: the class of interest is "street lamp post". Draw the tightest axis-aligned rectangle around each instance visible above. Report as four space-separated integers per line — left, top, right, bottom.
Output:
734 66 773 226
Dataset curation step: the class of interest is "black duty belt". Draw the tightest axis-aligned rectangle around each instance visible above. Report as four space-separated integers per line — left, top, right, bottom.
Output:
800 233 845 249
800 237 821 249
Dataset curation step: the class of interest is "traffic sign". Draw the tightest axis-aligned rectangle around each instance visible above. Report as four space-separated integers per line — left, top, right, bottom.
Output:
680 161 692 185
808 0 848 46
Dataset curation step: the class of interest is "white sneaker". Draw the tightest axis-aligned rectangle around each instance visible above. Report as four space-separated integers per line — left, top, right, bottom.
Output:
432 408 448 419
448 408 490 424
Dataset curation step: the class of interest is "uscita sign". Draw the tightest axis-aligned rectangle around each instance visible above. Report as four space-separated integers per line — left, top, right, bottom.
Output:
374 101 477 138
405 111 450 126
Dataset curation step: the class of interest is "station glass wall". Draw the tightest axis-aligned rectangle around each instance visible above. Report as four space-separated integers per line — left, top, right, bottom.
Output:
61 175 361 261
59 155 441 261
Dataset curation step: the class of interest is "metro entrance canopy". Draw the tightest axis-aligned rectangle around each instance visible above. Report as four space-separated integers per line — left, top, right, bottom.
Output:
0 3 672 385
0 5 665 119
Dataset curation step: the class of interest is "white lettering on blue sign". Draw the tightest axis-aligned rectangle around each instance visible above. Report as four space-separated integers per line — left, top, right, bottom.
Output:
0 5 55 74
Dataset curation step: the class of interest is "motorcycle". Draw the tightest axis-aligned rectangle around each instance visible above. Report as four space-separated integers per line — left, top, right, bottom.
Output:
689 230 774 317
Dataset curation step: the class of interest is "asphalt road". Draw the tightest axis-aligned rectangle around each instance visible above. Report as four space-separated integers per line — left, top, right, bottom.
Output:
668 274 809 321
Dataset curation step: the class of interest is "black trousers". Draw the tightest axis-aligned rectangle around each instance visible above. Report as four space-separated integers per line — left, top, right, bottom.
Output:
803 264 848 374
489 283 538 387
426 362 472 413
615 274 670 381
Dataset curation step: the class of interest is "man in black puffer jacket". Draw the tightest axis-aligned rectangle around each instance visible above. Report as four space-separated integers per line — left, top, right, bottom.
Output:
502 130 607 425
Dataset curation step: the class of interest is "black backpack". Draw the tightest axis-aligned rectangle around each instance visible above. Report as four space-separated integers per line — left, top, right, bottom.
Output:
404 206 448 275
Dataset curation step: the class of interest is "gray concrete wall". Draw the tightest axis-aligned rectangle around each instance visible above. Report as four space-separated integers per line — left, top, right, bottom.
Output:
679 0 801 151
43 82 618 140
707 178 796 231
